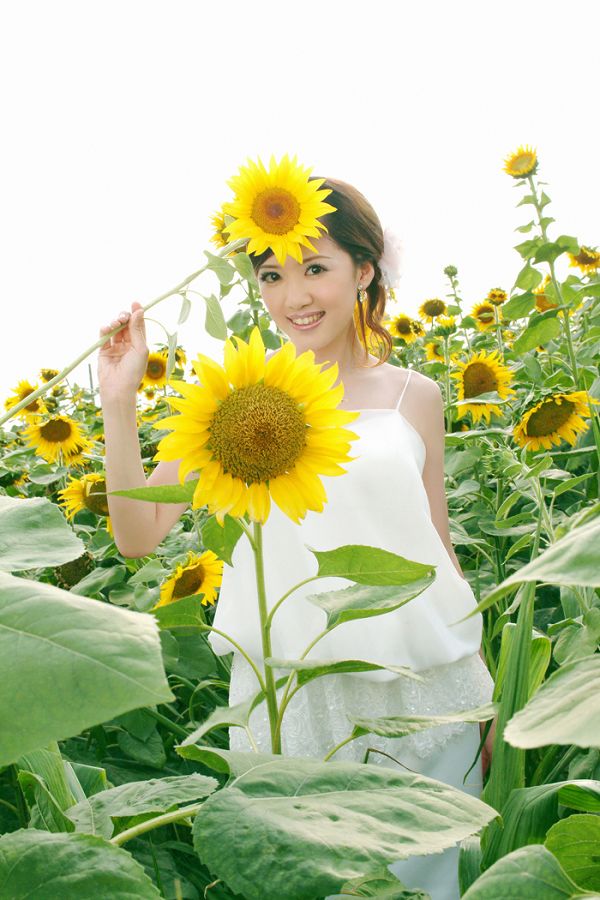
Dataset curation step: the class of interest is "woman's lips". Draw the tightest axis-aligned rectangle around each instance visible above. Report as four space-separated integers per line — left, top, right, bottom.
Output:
288 312 326 330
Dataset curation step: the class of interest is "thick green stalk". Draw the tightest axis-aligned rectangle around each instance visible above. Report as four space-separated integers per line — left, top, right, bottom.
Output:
251 522 281 753
111 802 203 846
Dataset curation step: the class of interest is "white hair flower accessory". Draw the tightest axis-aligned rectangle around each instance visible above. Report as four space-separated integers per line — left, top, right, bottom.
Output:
379 227 404 291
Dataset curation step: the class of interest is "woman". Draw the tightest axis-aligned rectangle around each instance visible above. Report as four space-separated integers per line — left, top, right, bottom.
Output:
98 177 495 899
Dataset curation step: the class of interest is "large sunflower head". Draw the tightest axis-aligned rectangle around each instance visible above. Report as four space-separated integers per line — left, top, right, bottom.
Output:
503 145 538 179
4 380 48 421
568 245 600 275
152 327 360 526
139 352 169 392
23 415 86 464
418 298 447 322
513 391 600 452
154 550 224 609
450 349 516 424
471 301 499 332
223 154 337 265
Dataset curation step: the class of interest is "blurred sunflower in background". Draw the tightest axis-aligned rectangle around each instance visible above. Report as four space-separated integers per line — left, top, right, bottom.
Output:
451 349 516 424
57 472 112 534
503 144 538 179
513 392 600 451
153 550 224 609
424 340 445 362
568 245 600 275
153 326 359 525
471 301 500 332
486 288 507 307
532 275 556 312
39 368 59 383
139 352 169 391
23 415 87 463
224 154 336 265
4 380 47 421
418 298 447 323
386 313 421 344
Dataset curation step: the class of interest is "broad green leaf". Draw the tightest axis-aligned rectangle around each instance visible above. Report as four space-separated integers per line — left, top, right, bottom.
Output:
504 654 600 749
514 237 543 260
204 251 235 285
456 512 600 619
481 780 600 869
192 756 498 900
458 835 483 897
17 771 75 832
307 578 435 630
204 293 228 340
201 513 243 566
67 774 218 838
514 262 543 291
337 866 430 898
512 315 562 353
0 829 162 898
463 844 596 898
0 496 83 571
176 745 279 777
559 782 600 813
348 702 497 740
553 609 600 665
152 594 207 629
117 727 166 768
307 543 436 586
501 291 535 319
264 657 424 686
110 481 196 503
232 251 257 283
0 572 174 767
16 745 76 811
546 814 600 891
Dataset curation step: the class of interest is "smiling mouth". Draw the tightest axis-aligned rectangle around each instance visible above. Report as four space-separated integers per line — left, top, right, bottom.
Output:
288 312 326 327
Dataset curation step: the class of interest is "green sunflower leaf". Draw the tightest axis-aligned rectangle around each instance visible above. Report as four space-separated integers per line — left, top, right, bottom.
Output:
462 844 594 899
0 496 84 572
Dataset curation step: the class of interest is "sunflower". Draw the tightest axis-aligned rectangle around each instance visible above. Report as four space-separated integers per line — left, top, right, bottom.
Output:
63 437 95 467
23 415 86 463
513 392 600 451
487 288 507 307
435 315 457 336
386 313 420 344
532 275 556 312
39 368 59 383
4 380 47 421
152 326 359 525
568 245 600 275
224 154 337 265
410 320 426 339
58 472 112 534
154 550 224 609
139 352 169 391
450 349 516 424
471 301 499 332
424 340 445 362
503 145 538 178
418 298 447 322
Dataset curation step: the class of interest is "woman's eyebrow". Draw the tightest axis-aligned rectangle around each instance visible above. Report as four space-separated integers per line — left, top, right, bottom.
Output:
258 255 332 271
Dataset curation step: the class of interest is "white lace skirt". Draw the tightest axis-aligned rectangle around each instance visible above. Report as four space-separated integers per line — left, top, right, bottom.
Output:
227 651 495 900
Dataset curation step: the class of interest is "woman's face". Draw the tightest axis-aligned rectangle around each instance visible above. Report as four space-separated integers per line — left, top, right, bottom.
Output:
256 234 374 362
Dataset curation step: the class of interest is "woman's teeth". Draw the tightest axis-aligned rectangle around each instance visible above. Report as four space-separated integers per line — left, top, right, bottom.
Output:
290 312 325 328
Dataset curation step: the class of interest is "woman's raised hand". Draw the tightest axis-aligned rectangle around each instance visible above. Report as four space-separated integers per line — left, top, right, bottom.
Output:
98 301 149 399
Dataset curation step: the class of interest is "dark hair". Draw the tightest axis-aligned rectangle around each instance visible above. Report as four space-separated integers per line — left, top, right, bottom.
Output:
250 177 393 366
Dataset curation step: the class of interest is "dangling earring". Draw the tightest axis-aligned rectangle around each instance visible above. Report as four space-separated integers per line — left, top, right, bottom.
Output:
357 285 368 304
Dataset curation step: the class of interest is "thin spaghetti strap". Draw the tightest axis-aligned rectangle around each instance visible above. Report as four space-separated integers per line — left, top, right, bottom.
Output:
395 369 413 411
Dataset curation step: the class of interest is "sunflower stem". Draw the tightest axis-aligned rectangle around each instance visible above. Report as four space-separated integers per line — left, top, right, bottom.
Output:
0 237 247 427
251 521 281 753
110 802 203 846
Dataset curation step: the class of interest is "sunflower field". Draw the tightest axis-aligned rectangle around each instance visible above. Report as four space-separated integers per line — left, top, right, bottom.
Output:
0 146 599 899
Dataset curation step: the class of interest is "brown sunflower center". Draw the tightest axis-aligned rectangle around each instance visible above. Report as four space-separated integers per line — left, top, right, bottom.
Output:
251 188 301 235
23 391 43 413
423 299 446 317
208 383 306 484
172 563 205 600
147 358 167 379
463 362 498 399
40 418 73 442
85 479 110 516
394 317 412 335
525 398 575 437
575 248 600 266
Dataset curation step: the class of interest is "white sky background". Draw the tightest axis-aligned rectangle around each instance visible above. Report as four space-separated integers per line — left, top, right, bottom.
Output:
1 0 599 398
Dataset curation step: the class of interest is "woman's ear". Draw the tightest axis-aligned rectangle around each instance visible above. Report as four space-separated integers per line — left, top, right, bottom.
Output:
359 260 376 289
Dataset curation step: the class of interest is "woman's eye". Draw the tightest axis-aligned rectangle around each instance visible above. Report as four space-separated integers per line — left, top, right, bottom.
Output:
259 271 280 283
307 264 325 275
